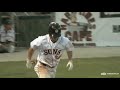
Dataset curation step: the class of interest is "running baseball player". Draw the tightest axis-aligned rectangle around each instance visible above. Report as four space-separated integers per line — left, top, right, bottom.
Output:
26 22 74 78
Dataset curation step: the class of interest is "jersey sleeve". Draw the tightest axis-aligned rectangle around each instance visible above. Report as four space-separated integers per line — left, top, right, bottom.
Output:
30 36 43 50
65 38 74 51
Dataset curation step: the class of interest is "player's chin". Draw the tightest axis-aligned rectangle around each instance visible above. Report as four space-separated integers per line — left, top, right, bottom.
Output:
52 38 58 43
54 37 59 40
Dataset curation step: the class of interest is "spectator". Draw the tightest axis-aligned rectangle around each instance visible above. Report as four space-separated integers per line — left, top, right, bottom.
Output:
0 19 15 53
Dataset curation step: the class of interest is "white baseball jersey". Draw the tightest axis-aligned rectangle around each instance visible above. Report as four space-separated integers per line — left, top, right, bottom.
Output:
0 25 15 42
30 34 74 67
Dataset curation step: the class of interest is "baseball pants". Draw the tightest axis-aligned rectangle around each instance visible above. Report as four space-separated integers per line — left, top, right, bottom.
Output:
34 61 56 78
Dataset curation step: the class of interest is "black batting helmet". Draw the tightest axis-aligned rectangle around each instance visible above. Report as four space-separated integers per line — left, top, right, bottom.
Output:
48 22 61 38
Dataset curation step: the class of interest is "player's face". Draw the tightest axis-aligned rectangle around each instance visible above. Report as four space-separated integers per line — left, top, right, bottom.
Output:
49 34 59 43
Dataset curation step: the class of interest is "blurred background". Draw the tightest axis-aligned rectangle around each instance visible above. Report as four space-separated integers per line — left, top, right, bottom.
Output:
0 12 54 47
1 12 120 48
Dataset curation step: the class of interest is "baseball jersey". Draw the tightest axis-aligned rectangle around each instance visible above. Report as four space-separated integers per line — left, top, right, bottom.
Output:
0 25 15 42
30 34 74 67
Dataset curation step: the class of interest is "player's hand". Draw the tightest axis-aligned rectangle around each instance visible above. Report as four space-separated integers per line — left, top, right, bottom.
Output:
26 59 33 69
66 60 73 71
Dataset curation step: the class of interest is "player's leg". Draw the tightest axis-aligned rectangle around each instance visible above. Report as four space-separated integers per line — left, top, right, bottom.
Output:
34 61 51 78
34 61 56 78
46 66 57 78
49 71 56 78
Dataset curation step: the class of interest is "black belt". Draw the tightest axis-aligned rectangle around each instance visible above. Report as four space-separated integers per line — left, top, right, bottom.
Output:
39 61 55 68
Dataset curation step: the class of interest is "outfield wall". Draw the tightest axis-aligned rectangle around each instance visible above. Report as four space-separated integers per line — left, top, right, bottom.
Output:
55 12 120 47
61 47 120 59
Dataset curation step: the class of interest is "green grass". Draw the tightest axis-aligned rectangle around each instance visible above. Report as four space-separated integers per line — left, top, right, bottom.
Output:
0 57 120 78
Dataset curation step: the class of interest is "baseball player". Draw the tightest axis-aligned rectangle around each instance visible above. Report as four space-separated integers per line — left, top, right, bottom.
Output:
26 22 74 78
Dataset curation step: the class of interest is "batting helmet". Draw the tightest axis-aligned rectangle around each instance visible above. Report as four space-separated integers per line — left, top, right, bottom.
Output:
48 22 61 38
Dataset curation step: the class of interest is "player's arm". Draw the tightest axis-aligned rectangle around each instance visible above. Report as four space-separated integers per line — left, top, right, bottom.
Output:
67 51 72 61
27 47 37 64
27 47 35 60
26 36 42 68
66 51 73 71
26 38 38 69
65 40 74 71
26 48 35 69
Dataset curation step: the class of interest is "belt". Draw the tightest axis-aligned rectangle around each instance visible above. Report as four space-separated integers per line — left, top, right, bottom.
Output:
39 61 55 68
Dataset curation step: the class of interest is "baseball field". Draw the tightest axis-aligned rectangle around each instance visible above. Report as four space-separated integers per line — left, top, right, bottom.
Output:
0 47 120 78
